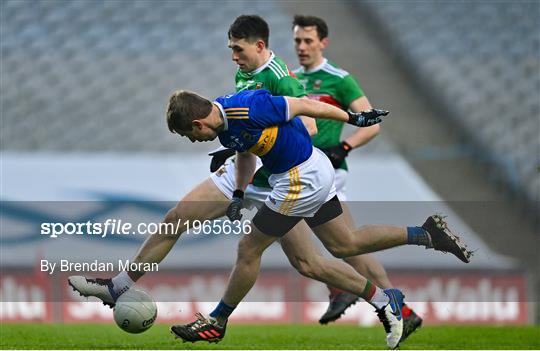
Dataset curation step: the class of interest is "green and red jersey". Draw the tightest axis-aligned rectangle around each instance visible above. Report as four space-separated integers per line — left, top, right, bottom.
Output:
294 58 365 170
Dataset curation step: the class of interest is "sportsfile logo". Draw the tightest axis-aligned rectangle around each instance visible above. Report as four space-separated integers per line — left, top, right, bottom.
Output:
40 219 183 238
40 219 252 238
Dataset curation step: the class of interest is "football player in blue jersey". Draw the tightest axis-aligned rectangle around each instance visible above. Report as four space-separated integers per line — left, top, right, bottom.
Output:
167 89 472 349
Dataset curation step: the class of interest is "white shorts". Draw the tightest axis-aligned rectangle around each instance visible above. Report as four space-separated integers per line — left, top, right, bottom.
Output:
334 168 347 201
210 157 269 210
266 148 336 217
210 149 346 211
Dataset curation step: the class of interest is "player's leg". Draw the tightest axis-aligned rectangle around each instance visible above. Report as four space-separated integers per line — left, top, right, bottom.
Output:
304 197 405 349
332 174 393 287
325 243 423 341
319 207 423 339
171 205 401 345
129 177 229 279
68 177 229 306
320 173 395 323
279 221 374 293
311 211 407 258
286 150 406 347
338 232 423 342
219 223 279 315
310 207 471 262
279 217 399 324
273 149 404 348
321 180 422 335
170 206 296 343
172 150 403 348
315 170 407 325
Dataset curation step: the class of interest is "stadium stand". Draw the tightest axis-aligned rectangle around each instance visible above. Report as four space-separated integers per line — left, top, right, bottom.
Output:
357 1 539 211
1 0 298 152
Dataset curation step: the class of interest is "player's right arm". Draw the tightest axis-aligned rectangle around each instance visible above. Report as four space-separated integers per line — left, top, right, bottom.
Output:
235 151 257 192
225 151 257 221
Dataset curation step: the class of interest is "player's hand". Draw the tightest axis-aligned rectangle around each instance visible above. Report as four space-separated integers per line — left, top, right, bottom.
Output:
347 109 388 127
226 190 244 221
322 141 352 169
209 148 236 172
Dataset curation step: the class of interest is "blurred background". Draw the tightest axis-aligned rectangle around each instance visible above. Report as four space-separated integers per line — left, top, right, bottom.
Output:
1 0 538 326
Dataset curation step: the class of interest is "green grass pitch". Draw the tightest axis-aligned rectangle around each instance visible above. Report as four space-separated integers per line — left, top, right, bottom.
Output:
1 324 539 349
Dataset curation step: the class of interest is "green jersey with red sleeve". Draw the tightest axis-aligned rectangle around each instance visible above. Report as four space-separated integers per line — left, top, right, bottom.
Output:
294 58 365 171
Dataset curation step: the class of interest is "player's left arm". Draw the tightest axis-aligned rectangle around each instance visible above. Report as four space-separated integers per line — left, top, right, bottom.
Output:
275 76 317 136
285 96 387 126
320 96 380 169
299 106 318 136
343 96 380 148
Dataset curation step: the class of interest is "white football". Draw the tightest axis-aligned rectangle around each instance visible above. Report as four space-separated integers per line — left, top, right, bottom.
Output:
113 288 157 334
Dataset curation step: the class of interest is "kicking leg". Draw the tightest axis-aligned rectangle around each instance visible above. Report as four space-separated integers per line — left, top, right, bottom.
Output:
68 177 229 306
312 205 471 262
130 178 229 280
312 213 407 258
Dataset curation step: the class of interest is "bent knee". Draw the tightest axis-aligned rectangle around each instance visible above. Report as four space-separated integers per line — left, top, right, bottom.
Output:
167 201 204 222
327 245 360 259
291 257 321 279
164 207 179 222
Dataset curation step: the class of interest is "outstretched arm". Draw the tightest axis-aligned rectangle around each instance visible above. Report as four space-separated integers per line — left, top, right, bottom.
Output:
299 97 317 136
285 96 387 127
345 96 380 147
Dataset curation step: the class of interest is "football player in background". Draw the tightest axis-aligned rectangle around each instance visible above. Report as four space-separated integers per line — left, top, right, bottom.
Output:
290 15 424 335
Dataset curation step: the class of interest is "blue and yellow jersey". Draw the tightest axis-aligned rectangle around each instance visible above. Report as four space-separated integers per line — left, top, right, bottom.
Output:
214 90 312 174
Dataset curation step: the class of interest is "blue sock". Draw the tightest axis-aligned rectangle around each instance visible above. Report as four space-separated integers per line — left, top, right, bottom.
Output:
209 299 236 325
407 226 432 248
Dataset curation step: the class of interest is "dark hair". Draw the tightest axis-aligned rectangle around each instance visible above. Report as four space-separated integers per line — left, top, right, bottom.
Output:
228 15 269 47
166 90 212 133
292 15 328 40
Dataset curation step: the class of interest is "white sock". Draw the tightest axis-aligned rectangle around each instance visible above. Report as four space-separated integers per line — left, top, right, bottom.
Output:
111 271 135 294
370 287 390 310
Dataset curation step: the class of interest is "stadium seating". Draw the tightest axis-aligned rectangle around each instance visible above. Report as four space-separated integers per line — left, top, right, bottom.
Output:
358 1 539 207
2 1 537 206
1 0 297 152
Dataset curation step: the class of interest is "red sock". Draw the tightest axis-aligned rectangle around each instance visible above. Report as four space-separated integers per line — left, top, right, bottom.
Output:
402 304 412 318
327 286 343 297
360 281 377 301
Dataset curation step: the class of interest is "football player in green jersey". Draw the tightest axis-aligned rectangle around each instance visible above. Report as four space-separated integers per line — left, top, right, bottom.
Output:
291 15 422 338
